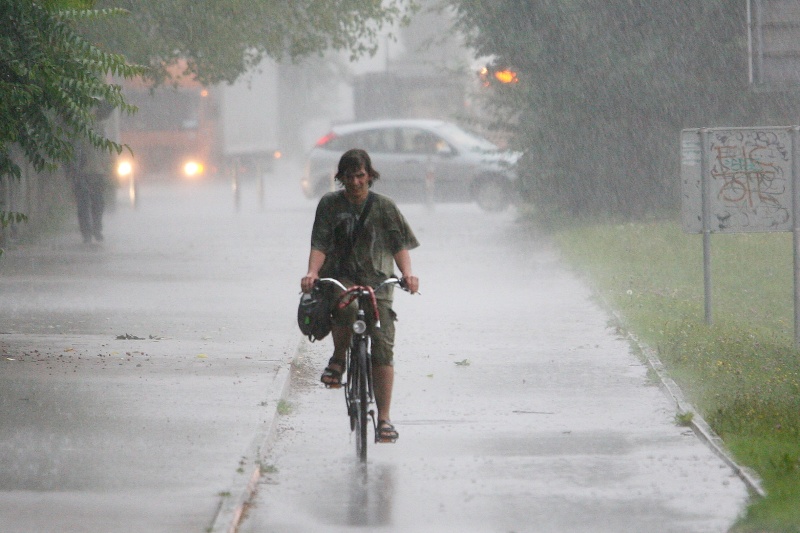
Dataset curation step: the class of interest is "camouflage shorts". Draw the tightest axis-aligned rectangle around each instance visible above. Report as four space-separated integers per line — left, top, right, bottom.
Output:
332 296 397 366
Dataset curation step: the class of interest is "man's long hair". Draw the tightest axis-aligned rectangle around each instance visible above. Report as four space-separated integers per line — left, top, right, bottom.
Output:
334 148 380 186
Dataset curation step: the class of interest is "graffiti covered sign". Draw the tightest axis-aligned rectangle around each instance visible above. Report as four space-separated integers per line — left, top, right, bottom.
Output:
681 127 794 233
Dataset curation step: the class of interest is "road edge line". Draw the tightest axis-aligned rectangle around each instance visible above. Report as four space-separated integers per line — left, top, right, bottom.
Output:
208 339 300 533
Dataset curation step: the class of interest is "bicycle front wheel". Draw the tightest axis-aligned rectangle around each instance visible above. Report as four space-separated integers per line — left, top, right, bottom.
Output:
354 338 369 462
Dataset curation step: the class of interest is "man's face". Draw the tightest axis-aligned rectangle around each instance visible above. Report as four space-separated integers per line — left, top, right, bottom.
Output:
341 165 371 197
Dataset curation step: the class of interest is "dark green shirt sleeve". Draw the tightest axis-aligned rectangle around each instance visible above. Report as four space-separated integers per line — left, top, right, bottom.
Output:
381 197 420 255
310 193 336 253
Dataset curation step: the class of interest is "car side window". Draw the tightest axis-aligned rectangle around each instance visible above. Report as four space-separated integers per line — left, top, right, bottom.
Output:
433 137 454 156
399 128 449 155
360 129 395 153
330 130 394 153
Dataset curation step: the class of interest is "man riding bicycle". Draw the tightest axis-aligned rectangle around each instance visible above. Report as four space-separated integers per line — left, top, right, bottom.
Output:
300 148 420 443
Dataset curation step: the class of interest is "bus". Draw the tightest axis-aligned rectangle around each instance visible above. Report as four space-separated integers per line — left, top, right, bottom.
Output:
116 67 220 182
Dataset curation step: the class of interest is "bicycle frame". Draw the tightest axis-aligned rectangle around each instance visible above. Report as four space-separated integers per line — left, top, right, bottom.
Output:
318 277 404 462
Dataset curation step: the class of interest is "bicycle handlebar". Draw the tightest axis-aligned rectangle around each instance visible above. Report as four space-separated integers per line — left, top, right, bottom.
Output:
316 277 410 326
317 277 348 291
316 276 409 293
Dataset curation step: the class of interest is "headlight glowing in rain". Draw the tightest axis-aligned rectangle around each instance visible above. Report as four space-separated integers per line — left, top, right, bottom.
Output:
183 160 204 178
117 161 133 178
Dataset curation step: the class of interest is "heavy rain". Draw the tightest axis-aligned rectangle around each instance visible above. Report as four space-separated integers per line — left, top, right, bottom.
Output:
1 1 799 532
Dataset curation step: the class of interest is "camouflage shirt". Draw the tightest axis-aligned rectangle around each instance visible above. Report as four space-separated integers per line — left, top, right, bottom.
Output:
311 191 419 299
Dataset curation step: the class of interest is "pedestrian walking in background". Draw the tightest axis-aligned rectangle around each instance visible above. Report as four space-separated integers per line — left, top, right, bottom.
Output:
65 102 114 244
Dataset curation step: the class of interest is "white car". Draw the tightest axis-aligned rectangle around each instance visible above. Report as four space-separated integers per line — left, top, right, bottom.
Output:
301 119 520 211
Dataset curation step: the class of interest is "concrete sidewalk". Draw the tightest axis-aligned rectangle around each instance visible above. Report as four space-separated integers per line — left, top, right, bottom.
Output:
235 203 754 533
0 177 308 532
0 333 293 532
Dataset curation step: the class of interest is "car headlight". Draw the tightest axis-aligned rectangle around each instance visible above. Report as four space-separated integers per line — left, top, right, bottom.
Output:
117 160 133 179
183 160 205 179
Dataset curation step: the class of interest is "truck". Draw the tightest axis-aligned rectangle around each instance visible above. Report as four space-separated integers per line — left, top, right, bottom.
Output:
218 61 282 179
115 60 282 182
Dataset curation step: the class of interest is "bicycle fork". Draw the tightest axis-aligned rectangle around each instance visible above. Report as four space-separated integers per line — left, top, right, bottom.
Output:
357 309 383 442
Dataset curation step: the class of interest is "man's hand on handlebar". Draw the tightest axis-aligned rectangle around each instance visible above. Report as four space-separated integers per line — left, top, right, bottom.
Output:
401 275 419 294
301 273 319 293
306 275 419 295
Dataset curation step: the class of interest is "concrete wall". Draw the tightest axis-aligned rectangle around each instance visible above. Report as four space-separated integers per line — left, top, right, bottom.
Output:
0 151 73 247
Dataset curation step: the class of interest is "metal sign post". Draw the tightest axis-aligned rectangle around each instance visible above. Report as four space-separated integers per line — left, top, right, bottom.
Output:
793 126 800 347
700 128 713 325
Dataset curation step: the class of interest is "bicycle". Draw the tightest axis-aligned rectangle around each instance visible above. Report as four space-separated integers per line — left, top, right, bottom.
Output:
317 276 408 462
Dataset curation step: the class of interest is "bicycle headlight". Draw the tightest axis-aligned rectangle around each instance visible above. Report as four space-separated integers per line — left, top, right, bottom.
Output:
352 320 367 334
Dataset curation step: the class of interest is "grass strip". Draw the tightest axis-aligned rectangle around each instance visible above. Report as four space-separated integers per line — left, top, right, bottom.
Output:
554 221 800 533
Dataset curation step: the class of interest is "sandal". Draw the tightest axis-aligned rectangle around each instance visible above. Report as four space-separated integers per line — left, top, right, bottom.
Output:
320 358 344 388
377 420 399 443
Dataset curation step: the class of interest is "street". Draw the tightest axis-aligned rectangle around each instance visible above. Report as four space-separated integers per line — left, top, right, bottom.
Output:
0 164 749 532
0 169 306 532
239 184 750 533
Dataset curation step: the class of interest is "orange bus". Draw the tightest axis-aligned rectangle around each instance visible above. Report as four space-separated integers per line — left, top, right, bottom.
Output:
116 68 220 181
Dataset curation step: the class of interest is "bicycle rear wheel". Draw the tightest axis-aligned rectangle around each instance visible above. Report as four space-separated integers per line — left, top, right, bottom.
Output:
353 338 369 462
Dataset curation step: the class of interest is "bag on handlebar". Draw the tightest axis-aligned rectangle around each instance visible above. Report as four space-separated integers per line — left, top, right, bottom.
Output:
297 284 333 342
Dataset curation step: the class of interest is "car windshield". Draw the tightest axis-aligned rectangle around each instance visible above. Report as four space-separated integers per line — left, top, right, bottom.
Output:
433 123 499 152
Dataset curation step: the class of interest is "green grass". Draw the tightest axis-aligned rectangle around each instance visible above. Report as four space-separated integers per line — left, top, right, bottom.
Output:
555 221 800 532
277 399 292 416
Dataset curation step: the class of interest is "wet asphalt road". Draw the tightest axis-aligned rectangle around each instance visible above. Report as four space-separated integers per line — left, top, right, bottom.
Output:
0 164 749 532
0 170 305 532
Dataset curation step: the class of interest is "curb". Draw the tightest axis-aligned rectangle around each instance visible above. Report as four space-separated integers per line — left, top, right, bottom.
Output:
207 340 300 533
614 312 766 499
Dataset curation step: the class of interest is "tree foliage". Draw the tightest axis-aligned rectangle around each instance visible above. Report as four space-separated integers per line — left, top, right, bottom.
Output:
82 0 415 85
1 0 413 182
0 0 412 249
0 1 145 181
450 0 800 223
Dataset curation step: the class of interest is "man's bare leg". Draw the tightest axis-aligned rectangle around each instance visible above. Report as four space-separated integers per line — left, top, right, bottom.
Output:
373 364 394 422
331 324 350 362
321 324 349 386
373 364 398 441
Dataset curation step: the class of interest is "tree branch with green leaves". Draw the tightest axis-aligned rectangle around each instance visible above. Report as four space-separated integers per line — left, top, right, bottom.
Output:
0 1 145 182
82 0 415 86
